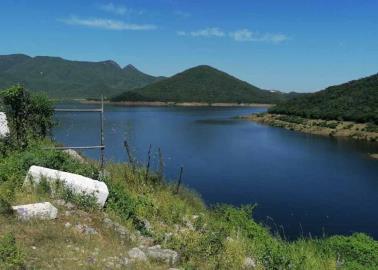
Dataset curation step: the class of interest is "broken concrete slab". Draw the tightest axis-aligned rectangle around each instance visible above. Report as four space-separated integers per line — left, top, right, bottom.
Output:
12 202 58 220
0 112 10 138
24 165 109 207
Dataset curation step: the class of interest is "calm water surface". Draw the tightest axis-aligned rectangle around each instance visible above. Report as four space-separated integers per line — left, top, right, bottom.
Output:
53 103 378 239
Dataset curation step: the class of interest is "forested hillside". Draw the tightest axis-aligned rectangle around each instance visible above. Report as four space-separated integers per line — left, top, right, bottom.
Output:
270 73 378 123
0 54 164 99
112 65 289 104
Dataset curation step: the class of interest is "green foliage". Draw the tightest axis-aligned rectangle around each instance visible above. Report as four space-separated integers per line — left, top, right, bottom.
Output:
323 233 378 269
277 115 305 124
0 85 54 149
270 73 378 124
0 141 99 202
60 186 100 211
0 198 13 217
364 123 378 132
0 233 24 269
112 65 290 104
0 54 164 99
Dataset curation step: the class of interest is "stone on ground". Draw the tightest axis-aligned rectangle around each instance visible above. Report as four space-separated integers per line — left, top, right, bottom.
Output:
145 245 179 265
243 257 256 269
24 165 109 207
128 248 147 262
63 149 86 163
12 202 58 220
0 112 9 138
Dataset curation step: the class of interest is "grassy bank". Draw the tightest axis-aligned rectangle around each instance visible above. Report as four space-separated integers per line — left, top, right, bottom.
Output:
1 140 378 269
2 86 378 269
242 113 378 142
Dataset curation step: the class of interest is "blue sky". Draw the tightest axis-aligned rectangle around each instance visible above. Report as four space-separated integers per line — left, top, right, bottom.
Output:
0 0 377 92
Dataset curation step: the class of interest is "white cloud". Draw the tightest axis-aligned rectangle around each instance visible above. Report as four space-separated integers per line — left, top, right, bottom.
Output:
177 28 225 38
229 29 289 43
99 3 127 15
98 3 144 16
60 16 157 31
178 27 288 43
229 29 254 42
177 31 187 36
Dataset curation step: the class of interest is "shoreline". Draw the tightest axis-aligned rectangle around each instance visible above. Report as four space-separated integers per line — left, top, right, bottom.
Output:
77 99 273 108
242 113 378 143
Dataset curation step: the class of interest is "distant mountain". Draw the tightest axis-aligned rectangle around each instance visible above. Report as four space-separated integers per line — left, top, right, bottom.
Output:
112 65 289 104
270 73 378 123
0 54 164 98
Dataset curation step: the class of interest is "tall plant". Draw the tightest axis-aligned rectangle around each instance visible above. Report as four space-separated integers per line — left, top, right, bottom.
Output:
0 85 54 149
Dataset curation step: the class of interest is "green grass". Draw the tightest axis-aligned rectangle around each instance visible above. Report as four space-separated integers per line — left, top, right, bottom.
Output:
0 140 378 269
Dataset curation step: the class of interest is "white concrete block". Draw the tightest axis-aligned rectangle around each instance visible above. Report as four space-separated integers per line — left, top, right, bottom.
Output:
0 112 10 138
25 165 109 207
12 202 58 220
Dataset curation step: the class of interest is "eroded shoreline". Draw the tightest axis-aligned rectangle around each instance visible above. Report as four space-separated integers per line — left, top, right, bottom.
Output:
242 113 378 143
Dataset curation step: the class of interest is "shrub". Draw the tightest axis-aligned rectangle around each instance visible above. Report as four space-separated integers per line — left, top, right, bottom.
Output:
0 233 24 269
0 85 54 149
324 233 378 269
0 198 13 217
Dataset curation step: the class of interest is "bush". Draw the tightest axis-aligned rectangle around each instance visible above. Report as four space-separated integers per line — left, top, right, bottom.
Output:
0 198 13 217
0 85 54 149
0 233 24 269
324 233 378 269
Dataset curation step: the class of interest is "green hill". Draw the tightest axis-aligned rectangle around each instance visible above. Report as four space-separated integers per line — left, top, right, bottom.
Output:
270 73 378 123
0 54 163 99
112 65 288 104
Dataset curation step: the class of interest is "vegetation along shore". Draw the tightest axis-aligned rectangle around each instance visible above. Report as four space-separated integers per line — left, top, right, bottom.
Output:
2 86 378 269
80 99 274 108
243 73 378 145
242 113 378 142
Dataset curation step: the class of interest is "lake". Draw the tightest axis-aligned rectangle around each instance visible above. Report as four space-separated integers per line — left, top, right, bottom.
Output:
53 102 378 239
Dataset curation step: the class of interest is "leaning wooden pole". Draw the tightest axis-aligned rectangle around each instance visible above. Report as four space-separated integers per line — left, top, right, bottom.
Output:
176 166 184 194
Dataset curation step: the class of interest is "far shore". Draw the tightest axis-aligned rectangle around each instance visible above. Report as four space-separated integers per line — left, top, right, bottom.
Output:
242 113 378 143
77 99 274 108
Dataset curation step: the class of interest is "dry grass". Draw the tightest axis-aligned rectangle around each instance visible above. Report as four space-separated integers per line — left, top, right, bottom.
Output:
0 189 166 270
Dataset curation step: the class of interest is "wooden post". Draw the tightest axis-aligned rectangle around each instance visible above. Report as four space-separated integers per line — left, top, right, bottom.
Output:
158 148 164 182
100 95 105 171
145 144 152 181
176 166 184 194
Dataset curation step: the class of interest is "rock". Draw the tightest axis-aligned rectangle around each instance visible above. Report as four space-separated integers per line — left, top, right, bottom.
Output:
103 217 114 228
24 165 109 207
121 257 129 266
138 235 155 248
145 245 179 265
75 224 97 235
86 256 96 265
135 218 153 233
12 202 58 220
243 257 256 269
63 149 86 163
64 222 72 228
128 247 147 262
103 217 131 240
0 112 9 138
54 199 75 209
